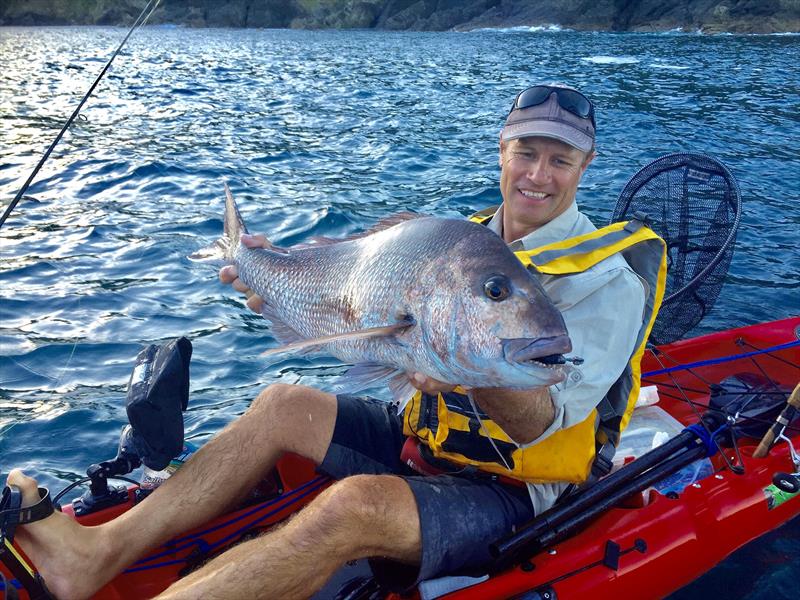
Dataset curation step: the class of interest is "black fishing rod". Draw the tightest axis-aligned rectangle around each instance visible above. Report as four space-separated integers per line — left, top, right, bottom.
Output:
489 425 713 571
0 0 162 230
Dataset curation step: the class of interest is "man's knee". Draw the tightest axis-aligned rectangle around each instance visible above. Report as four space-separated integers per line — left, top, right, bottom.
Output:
319 475 396 524
246 383 337 462
308 475 421 559
249 383 298 416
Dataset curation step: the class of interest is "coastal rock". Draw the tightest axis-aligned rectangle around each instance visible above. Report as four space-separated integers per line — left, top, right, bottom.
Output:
0 0 798 33
376 0 496 31
291 1 381 29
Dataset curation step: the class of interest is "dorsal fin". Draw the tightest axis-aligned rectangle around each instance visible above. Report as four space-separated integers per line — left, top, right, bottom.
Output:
291 212 426 249
361 211 425 235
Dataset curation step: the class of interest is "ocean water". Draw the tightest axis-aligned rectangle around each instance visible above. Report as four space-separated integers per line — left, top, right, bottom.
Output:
0 26 798 598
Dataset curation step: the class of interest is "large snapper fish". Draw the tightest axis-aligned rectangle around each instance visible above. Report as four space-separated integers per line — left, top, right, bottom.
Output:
193 185 572 406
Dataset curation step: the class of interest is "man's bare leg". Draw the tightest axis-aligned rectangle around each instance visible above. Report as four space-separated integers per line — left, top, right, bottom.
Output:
157 474 422 600
6 383 339 600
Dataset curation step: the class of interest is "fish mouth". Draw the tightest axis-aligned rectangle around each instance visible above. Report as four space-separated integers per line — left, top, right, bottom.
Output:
502 336 573 368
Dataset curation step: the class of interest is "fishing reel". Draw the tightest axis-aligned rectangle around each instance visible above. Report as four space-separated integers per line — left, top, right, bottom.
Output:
770 429 800 494
752 383 800 495
71 338 192 515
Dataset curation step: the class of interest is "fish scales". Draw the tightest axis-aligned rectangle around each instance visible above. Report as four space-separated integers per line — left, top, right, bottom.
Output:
234 218 464 368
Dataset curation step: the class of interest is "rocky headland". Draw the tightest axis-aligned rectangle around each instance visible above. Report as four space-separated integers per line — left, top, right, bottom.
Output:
1 0 798 34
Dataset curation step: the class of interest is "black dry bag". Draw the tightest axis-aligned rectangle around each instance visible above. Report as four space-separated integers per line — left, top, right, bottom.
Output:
126 337 192 470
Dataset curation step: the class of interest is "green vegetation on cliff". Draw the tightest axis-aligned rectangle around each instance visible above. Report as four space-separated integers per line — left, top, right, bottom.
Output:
1 0 798 33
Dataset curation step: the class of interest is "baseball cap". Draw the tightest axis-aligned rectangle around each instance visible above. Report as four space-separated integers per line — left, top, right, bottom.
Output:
501 84 596 153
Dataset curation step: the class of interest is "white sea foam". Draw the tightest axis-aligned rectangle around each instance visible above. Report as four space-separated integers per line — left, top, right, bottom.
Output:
581 55 640 65
657 28 703 35
650 62 690 70
469 24 569 33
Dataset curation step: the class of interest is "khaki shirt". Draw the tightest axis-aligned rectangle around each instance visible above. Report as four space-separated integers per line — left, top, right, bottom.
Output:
487 202 646 514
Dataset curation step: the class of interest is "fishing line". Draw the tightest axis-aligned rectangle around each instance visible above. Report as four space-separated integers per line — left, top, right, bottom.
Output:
0 0 162 229
466 390 513 472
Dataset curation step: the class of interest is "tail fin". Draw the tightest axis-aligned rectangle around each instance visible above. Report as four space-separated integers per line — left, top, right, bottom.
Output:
189 183 249 263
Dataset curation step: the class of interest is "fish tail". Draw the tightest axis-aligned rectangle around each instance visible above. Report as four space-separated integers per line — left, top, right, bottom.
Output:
188 183 249 264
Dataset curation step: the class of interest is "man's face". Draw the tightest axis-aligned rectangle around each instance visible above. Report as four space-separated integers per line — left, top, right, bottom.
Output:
499 136 594 234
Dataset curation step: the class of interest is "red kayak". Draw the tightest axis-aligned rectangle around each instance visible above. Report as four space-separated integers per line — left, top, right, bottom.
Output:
3 317 799 599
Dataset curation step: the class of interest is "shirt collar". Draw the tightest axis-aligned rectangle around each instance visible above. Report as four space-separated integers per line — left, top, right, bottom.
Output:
486 201 581 251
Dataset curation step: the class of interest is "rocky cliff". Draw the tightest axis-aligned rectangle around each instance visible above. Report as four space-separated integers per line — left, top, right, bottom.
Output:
1 0 798 34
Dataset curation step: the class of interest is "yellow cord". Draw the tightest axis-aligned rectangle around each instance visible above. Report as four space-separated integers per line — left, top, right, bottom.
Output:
3 538 35 578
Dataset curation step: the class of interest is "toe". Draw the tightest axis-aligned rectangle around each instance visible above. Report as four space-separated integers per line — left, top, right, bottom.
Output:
6 468 42 507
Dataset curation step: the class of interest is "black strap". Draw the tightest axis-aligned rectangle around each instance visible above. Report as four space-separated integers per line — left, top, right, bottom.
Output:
0 487 56 600
1 487 55 543
590 442 617 481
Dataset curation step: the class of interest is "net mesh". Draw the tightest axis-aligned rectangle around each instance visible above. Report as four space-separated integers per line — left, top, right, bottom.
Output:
612 153 742 345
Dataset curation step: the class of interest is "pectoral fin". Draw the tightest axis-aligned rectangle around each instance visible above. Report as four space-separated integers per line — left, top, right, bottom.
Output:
388 373 417 411
333 362 404 394
261 318 415 358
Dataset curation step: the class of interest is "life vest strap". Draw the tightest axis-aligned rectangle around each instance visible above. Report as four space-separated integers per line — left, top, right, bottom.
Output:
590 442 617 481
400 438 526 488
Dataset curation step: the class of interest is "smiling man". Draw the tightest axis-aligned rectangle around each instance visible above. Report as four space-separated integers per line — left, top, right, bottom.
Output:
495 84 595 239
6 84 659 600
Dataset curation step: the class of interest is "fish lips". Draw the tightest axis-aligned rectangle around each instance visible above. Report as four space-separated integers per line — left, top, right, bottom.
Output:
502 336 573 366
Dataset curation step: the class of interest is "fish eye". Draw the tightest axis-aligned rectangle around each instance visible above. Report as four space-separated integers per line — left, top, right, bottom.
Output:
484 275 511 302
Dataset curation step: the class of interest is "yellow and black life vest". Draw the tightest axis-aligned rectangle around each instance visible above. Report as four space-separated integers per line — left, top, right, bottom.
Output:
402 208 668 484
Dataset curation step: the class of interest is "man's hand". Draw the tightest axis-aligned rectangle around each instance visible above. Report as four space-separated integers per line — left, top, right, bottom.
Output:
407 372 456 395
219 233 267 314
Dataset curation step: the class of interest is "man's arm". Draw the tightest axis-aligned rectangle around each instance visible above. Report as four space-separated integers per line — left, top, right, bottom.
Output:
409 374 554 445
471 387 554 445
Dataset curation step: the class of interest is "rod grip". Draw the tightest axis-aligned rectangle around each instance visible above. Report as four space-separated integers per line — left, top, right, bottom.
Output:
753 383 800 458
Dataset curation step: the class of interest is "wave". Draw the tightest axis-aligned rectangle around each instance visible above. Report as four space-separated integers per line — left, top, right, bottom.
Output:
468 24 569 33
581 55 639 65
657 27 703 35
649 62 690 70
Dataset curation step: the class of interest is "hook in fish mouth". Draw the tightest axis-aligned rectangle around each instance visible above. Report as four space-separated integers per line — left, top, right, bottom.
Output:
502 336 573 367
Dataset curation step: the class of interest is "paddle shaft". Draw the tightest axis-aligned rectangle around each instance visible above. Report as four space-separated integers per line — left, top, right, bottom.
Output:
490 441 708 571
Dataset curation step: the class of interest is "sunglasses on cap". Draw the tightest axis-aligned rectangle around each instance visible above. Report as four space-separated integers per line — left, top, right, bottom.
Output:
510 85 596 129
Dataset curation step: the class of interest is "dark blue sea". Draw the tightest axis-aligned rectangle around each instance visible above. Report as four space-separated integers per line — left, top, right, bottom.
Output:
1 26 798 599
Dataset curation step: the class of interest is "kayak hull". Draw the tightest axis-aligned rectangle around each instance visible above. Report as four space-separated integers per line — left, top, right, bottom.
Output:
3 317 799 600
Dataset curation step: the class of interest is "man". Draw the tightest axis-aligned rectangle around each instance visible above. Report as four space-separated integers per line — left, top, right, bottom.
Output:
7 84 647 599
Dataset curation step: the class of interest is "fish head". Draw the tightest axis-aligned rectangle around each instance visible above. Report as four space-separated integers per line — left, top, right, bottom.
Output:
418 224 572 388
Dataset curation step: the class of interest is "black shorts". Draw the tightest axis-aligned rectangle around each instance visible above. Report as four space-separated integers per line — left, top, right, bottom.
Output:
317 395 536 590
